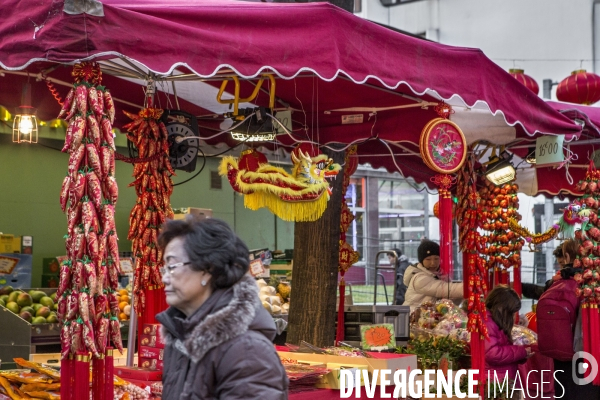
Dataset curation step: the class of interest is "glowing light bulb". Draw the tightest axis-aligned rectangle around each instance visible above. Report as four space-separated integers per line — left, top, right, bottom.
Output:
18 115 33 135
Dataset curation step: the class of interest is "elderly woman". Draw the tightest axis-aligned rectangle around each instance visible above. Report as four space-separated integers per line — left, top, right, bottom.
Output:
156 217 289 399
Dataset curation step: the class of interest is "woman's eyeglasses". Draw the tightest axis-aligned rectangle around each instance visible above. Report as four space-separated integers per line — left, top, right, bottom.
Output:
159 262 191 277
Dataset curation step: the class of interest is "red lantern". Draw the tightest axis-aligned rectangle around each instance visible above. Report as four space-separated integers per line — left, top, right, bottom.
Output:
509 69 539 95
433 201 440 218
238 148 267 171
556 69 600 105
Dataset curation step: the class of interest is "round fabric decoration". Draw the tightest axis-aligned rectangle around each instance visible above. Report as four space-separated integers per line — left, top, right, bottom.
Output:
420 118 467 174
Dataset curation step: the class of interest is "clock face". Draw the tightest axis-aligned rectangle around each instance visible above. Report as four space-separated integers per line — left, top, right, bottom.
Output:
167 123 199 169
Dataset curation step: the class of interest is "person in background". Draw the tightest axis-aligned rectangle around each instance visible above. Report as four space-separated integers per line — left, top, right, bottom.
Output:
484 285 532 387
546 239 599 399
388 248 410 305
402 240 463 308
521 244 566 300
156 217 288 400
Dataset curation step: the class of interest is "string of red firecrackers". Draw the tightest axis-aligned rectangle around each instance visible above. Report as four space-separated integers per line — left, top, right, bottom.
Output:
477 180 524 293
56 61 120 400
336 146 359 346
122 108 175 318
572 161 600 385
454 152 489 397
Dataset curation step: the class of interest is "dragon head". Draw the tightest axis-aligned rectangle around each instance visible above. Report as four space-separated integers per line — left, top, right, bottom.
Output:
291 149 341 191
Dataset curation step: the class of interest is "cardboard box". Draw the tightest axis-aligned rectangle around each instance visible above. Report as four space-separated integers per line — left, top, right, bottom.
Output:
42 258 61 274
277 351 417 386
139 345 163 360
41 274 59 288
138 357 164 370
140 334 164 349
114 366 162 381
0 235 33 254
123 378 162 391
172 207 212 220
142 323 161 336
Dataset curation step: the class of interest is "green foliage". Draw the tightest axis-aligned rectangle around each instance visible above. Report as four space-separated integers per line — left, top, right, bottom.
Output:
397 335 467 368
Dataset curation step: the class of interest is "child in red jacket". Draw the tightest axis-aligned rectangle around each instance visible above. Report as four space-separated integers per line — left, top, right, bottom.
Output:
484 285 532 385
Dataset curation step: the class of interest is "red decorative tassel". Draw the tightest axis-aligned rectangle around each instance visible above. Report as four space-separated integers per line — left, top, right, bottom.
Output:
75 352 90 400
470 333 486 398
494 267 501 287
439 189 453 277
501 269 509 285
105 347 115 400
92 356 105 400
590 305 600 385
513 265 521 296
336 277 346 345
61 355 74 400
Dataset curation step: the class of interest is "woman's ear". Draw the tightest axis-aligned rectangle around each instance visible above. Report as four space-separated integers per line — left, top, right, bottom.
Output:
564 252 571 264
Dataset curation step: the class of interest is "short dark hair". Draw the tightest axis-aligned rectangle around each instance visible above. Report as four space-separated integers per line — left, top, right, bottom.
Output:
562 239 578 262
389 248 402 257
552 245 564 258
158 217 249 290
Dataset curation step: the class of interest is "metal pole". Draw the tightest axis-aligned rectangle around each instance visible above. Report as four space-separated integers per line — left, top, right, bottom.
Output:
126 293 138 367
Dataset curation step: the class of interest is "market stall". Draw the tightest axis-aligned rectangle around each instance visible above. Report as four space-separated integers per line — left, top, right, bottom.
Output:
0 0 594 398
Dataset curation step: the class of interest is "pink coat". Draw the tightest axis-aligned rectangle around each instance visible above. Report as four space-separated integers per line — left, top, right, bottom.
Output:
484 317 528 382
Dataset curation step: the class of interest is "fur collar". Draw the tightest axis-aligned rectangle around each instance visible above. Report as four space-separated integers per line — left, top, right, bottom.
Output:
160 274 258 363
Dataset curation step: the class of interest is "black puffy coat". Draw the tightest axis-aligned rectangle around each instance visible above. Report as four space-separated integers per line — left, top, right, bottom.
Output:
156 274 289 399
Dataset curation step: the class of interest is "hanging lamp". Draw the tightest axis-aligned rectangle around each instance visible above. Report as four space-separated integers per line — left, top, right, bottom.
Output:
12 82 38 143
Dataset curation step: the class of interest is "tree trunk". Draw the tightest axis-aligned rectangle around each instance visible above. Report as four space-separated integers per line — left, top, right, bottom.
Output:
287 147 345 347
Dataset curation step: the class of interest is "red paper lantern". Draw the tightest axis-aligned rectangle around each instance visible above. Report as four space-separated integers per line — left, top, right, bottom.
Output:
238 148 267 171
509 69 539 95
433 201 440 218
556 69 600 105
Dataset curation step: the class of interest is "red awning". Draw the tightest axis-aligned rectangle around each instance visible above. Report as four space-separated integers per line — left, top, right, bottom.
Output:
0 0 584 190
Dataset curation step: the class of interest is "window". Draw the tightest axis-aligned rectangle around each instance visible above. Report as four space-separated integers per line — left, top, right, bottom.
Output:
346 177 365 261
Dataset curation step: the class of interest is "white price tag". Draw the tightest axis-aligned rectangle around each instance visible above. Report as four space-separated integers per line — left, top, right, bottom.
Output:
535 135 564 166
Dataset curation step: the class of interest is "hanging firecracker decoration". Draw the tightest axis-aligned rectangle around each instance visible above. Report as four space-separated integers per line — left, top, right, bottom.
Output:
122 108 175 317
509 69 539 95
336 146 359 345
556 70 600 105
477 180 524 293
57 61 119 400
455 151 488 397
218 144 341 222
571 162 600 385
420 106 467 277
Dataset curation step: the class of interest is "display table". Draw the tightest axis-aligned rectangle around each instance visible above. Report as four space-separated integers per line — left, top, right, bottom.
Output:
290 386 396 399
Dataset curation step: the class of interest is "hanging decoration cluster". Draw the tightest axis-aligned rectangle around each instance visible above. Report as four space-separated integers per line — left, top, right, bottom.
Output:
57 62 119 400
336 146 360 345
507 218 560 246
455 152 488 394
571 163 600 385
477 180 524 293
219 144 341 222
122 109 175 316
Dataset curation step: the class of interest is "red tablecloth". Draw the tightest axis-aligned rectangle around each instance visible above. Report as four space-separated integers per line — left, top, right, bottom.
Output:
290 386 396 399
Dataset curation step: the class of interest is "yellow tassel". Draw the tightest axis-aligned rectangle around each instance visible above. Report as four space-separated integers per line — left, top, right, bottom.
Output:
244 191 329 221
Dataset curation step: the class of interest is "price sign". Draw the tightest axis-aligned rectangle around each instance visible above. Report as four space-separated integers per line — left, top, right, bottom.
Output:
535 135 564 166
274 110 293 134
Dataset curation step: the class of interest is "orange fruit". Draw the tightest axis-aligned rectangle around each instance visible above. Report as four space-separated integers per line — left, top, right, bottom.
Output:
119 301 128 311
119 289 129 297
119 312 127 321
120 295 130 304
